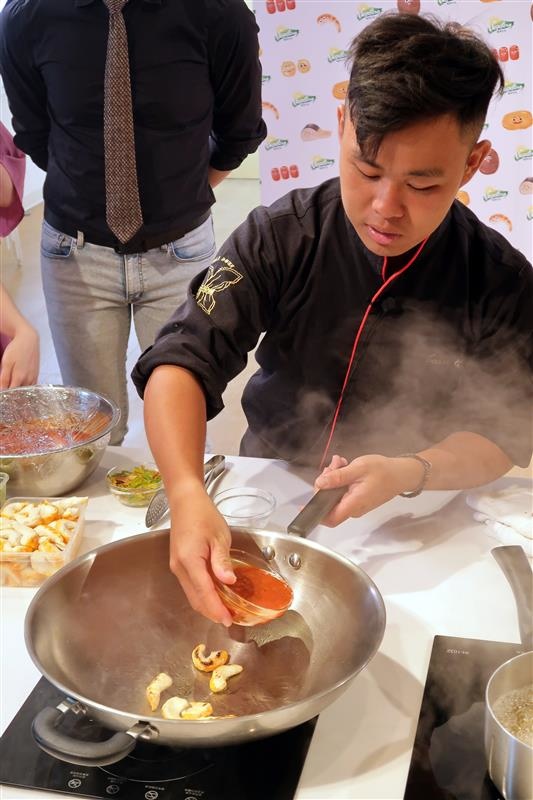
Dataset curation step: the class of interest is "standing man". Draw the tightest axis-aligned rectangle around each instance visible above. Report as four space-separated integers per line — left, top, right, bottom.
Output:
0 0 266 443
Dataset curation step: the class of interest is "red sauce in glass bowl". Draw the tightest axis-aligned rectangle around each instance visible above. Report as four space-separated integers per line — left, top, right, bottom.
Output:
214 550 293 625
232 564 293 611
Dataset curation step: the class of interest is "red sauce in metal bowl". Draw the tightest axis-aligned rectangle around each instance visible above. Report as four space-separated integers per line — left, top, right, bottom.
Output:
0 412 110 455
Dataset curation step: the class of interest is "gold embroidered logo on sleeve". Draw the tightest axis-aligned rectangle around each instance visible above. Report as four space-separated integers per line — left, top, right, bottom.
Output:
196 257 243 315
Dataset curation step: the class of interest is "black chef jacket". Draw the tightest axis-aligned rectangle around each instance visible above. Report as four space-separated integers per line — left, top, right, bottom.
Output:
132 178 533 469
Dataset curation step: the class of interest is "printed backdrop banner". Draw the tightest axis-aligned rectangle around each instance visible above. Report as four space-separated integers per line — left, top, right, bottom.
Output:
254 0 532 258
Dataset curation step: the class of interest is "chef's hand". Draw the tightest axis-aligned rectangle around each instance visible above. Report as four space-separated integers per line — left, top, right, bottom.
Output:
168 483 236 627
314 453 425 525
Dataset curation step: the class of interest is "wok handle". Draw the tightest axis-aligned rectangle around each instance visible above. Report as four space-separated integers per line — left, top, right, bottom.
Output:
491 546 533 649
287 487 346 538
32 704 152 767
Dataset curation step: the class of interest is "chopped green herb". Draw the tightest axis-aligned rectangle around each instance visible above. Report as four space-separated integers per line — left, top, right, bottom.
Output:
109 465 161 491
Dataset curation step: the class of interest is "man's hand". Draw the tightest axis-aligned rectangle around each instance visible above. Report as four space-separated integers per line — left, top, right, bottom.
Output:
168 484 236 627
314 453 425 525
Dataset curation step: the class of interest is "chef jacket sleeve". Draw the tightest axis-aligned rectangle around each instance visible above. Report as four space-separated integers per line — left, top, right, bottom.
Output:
206 0 267 171
132 205 284 419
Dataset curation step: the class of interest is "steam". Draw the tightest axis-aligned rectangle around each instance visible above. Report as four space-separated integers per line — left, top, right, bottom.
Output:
281 305 531 467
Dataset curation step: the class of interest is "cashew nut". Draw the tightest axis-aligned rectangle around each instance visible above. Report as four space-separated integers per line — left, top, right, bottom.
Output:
146 672 173 711
209 664 243 693
180 701 213 719
191 643 229 672
161 696 190 719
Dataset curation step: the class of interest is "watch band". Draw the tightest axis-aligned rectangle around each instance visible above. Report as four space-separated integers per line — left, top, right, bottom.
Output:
397 453 432 498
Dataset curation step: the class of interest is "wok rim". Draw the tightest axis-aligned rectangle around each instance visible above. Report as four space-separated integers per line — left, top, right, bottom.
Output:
0 385 120 459
24 527 386 729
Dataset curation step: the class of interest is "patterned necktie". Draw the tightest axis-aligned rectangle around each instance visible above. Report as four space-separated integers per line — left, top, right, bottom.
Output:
102 0 143 244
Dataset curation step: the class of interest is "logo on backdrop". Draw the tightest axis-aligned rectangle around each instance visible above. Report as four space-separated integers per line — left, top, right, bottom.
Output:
483 187 509 202
275 26 299 41
292 92 317 107
310 155 335 170
515 146 533 161
503 81 526 96
487 17 514 34
328 48 349 63
265 136 289 150
356 5 383 21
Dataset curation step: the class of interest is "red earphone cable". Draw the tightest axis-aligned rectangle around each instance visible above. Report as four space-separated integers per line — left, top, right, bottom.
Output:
319 237 429 469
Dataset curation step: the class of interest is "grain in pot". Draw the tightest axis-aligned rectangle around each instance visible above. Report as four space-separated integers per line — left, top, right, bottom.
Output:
492 684 533 747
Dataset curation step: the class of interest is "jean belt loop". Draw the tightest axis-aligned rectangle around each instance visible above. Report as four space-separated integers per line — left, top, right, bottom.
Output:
76 230 85 249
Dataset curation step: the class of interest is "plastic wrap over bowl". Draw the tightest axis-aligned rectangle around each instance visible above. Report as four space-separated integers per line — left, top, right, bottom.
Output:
0 386 120 496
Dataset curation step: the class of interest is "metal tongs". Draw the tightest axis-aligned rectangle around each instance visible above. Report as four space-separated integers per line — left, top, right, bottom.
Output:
144 455 226 528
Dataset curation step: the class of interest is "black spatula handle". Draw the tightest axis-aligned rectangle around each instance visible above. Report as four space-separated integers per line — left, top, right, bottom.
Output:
287 487 346 538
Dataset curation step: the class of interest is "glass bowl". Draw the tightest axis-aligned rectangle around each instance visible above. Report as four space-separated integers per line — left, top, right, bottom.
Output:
213 486 276 529
213 548 293 626
106 464 162 507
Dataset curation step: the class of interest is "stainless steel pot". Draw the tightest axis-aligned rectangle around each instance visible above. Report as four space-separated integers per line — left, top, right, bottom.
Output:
484 546 533 800
26 488 386 766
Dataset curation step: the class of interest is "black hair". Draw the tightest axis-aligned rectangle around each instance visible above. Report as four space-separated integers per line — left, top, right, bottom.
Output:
347 13 504 159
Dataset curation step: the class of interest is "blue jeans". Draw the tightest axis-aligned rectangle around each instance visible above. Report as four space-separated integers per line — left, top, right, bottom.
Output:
41 216 216 444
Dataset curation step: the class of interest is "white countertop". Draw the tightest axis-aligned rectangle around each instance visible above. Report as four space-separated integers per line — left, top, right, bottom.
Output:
1 447 531 800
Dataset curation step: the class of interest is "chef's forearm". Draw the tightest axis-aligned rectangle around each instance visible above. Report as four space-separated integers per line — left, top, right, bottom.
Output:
143 365 208 500
411 431 513 491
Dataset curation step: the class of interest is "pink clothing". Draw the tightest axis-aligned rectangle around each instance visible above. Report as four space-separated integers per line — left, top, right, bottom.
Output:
0 120 25 237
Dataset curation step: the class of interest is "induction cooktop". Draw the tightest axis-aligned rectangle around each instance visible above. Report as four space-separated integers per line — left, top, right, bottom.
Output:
0 677 317 799
403 635 527 800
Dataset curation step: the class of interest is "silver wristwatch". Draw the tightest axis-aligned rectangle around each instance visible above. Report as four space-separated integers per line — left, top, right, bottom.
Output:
397 453 432 498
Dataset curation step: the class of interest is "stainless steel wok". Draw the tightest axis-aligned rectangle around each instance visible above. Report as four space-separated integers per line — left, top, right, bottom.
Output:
26 490 386 766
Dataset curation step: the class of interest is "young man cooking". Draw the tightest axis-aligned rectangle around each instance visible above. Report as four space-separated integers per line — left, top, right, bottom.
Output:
132 13 533 626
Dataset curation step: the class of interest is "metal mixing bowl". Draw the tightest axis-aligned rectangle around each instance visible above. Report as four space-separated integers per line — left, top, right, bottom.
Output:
0 386 120 497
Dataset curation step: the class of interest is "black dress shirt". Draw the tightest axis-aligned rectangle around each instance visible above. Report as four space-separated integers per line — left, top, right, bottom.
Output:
0 0 267 251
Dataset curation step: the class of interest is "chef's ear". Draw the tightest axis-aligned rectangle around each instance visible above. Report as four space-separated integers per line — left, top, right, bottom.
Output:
337 104 346 140
460 139 491 186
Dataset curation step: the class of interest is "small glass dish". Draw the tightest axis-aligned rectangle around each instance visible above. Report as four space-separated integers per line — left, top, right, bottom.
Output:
106 464 162 507
213 548 293 626
213 486 276 529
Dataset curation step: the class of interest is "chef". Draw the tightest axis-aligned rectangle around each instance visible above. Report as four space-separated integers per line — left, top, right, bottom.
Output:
133 13 533 626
